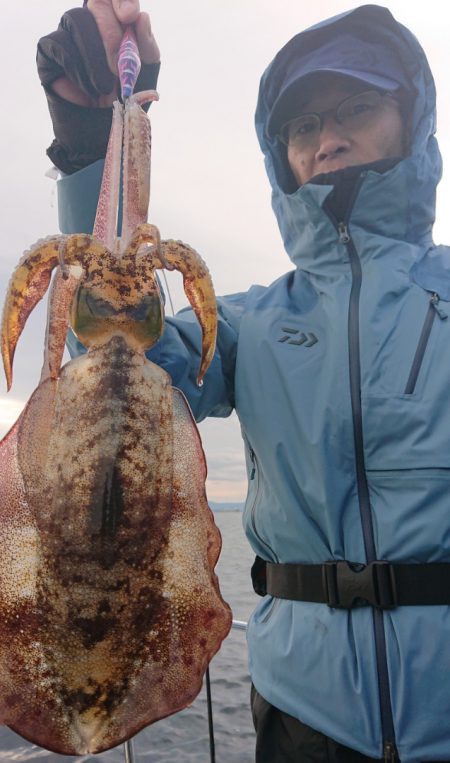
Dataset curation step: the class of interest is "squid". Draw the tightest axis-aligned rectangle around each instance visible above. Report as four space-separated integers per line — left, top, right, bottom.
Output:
0 28 231 755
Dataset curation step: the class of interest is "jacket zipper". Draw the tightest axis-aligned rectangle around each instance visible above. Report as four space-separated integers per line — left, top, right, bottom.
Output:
247 441 279 562
328 179 398 761
247 441 279 622
384 741 398 762
404 292 447 394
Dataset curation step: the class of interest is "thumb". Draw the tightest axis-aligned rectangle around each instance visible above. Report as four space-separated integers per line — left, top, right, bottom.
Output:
135 12 160 64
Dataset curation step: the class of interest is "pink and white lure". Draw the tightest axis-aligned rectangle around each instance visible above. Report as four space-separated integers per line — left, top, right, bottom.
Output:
118 26 142 100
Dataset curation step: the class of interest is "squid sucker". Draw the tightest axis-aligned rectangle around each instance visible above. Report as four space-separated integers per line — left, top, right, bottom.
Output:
0 31 231 756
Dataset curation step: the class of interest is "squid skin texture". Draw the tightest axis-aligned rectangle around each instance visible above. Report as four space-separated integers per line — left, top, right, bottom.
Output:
0 84 228 753
0 336 232 754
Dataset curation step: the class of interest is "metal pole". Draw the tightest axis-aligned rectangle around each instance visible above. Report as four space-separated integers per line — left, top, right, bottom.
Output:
231 619 247 631
124 738 136 763
205 666 216 763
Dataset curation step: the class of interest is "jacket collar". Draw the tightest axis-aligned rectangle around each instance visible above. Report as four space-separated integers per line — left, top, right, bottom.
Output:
272 155 435 278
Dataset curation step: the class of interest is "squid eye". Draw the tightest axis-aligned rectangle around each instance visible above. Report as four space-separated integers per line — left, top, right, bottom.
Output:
125 294 164 347
83 292 116 317
125 295 163 324
126 302 151 320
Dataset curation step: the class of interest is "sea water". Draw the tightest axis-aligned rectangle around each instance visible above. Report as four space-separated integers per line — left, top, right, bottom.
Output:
0 511 257 762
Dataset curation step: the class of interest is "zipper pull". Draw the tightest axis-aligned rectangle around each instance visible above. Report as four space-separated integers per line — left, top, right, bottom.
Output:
249 446 256 480
338 222 351 244
430 292 448 320
383 741 398 762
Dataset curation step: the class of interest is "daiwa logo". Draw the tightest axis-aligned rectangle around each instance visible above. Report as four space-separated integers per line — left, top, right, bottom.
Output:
277 326 318 347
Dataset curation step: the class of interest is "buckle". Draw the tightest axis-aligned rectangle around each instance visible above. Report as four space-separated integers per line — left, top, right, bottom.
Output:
322 560 397 609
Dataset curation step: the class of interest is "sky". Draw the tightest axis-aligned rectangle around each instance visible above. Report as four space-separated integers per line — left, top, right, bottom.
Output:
1 1 450 502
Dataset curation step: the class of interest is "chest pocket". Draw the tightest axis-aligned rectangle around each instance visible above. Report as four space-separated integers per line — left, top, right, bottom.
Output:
362 249 450 470
403 292 448 395
406 246 450 395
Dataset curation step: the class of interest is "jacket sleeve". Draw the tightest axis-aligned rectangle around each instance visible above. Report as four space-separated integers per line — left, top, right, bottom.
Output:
59 161 241 422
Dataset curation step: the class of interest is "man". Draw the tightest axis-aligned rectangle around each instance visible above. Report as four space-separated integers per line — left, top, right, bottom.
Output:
37 3 450 761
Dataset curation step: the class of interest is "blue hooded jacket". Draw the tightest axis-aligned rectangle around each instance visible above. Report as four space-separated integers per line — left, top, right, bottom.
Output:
59 5 450 760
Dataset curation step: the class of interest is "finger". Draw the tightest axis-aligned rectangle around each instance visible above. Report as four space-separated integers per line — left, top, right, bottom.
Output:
87 0 125 74
111 0 141 25
87 1 159 77
135 12 160 64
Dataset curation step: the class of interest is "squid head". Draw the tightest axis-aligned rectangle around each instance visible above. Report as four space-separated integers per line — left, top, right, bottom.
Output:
1 225 217 391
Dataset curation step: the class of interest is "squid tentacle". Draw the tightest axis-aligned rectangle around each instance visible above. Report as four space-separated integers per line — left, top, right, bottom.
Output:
93 91 159 258
93 101 124 253
121 93 159 252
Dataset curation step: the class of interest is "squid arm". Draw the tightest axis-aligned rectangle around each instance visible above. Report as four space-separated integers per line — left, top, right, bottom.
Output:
126 224 217 383
1 236 64 391
39 268 83 385
1 235 110 391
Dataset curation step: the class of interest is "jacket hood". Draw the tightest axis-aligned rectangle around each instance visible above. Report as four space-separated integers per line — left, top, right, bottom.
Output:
255 5 442 268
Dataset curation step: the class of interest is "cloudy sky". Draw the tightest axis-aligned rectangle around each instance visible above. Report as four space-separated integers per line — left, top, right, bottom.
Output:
1 1 450 502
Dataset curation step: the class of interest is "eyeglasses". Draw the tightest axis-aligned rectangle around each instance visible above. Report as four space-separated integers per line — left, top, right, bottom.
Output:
279 90 397 148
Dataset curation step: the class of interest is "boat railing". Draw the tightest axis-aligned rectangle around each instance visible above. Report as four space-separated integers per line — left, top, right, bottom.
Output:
122 619 247 763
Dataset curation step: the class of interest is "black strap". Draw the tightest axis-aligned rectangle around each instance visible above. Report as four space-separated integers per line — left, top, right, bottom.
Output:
252 557 450 609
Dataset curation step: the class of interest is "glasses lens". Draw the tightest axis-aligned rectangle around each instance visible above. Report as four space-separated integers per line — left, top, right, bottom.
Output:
280 113 321 146
278 91 389 146
336 90 382 125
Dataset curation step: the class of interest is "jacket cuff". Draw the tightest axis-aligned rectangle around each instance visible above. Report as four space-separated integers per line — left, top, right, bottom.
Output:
45 61 160 175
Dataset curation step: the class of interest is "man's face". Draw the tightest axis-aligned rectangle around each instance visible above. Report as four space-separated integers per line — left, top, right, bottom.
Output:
284 76 405 186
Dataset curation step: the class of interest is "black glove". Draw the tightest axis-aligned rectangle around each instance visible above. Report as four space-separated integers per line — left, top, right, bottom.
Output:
37 7 160 175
